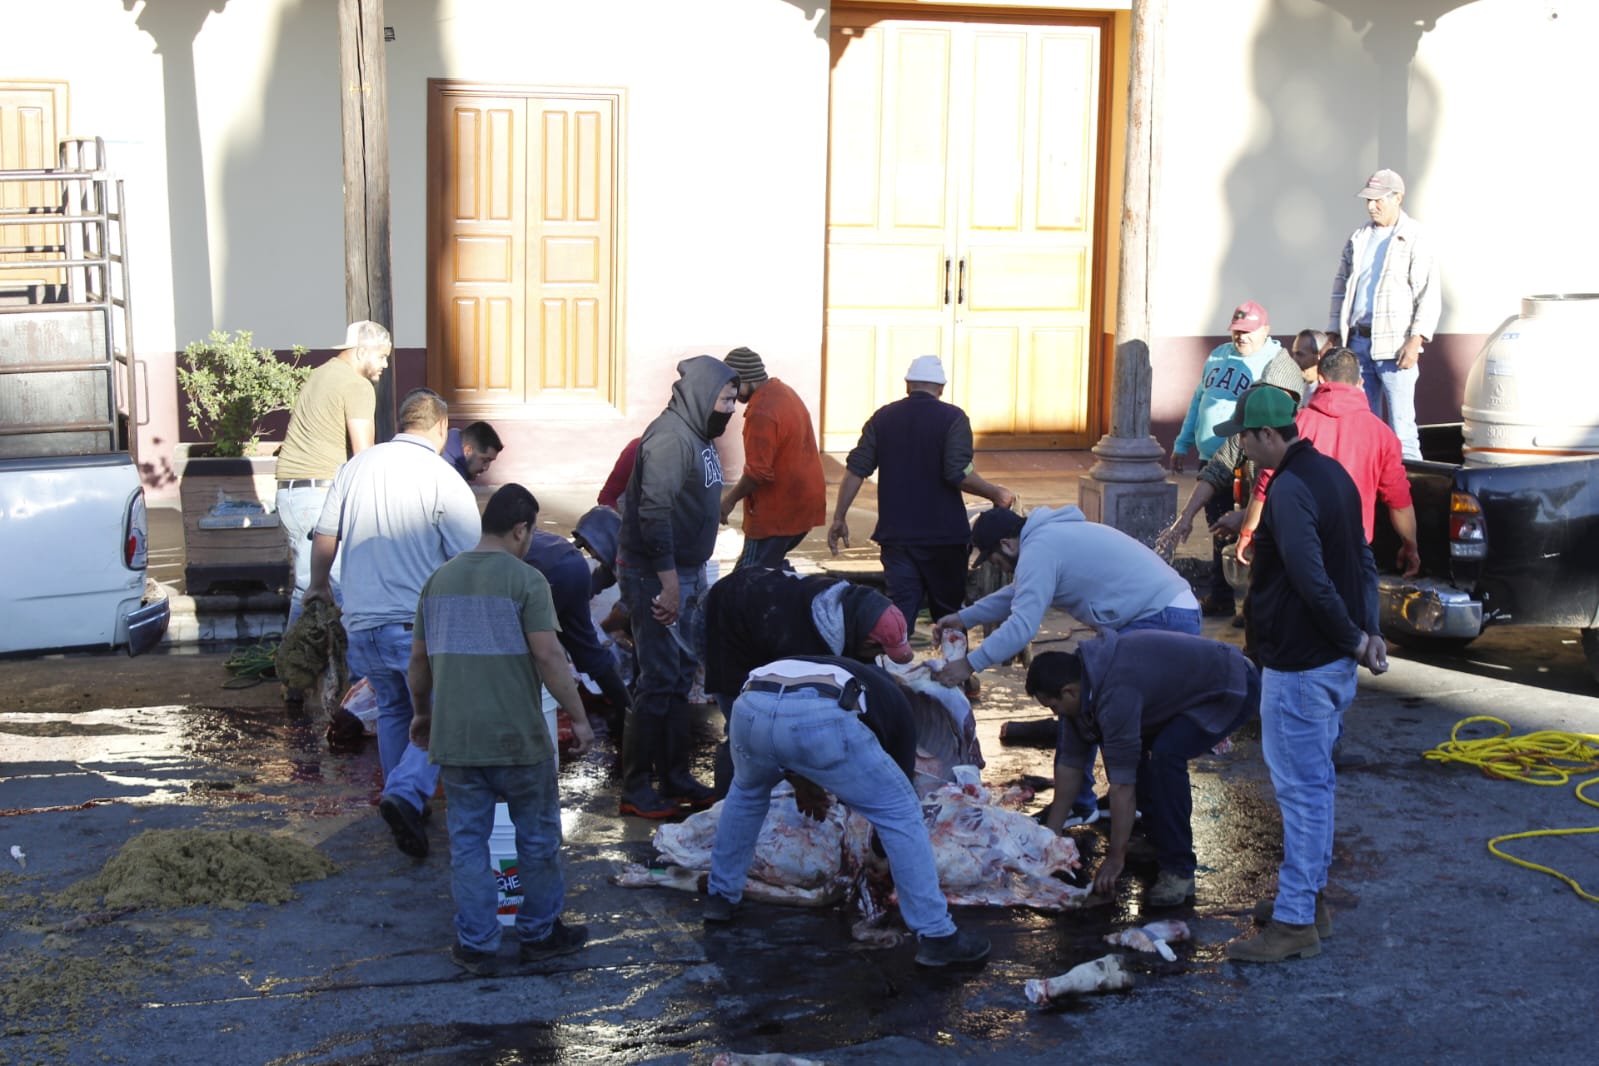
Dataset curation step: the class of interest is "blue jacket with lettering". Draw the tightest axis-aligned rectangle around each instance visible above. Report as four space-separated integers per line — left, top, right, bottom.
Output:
1174 337 1282 461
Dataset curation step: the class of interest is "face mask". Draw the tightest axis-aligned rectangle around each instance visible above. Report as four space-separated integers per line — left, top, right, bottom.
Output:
707 410 732 439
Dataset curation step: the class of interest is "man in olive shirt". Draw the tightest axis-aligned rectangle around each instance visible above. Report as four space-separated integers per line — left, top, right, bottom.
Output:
275 321 389 634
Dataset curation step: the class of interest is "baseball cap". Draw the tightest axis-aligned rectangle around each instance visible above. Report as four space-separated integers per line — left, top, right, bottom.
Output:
1358 169 1405 199
1227 301 1269 334
334 320 390 350
904 355 947 385
867 604 915 664
970 506 1025 564
1213 385 1299 437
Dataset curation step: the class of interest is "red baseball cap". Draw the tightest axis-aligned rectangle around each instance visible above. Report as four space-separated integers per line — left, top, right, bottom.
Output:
1227 301 1269 334
868 605 915 664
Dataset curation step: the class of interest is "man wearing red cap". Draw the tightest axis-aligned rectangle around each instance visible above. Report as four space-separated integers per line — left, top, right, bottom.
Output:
1328 169 1441 462
1169 300 1284 617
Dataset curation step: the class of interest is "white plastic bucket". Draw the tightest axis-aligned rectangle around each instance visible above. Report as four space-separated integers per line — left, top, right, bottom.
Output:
490 687 564 926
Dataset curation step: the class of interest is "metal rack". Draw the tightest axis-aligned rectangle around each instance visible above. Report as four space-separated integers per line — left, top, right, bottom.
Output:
0 137 140 460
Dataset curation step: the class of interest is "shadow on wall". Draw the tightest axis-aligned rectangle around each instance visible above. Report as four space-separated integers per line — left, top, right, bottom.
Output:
1153 0 1475 449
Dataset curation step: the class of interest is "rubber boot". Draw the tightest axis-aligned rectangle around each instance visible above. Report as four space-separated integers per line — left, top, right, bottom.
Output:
662 699 715 809
617 711 677 819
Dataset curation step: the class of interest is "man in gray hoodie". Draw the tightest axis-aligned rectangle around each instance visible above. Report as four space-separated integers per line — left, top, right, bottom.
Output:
933 505 1201 825
616 356 740 818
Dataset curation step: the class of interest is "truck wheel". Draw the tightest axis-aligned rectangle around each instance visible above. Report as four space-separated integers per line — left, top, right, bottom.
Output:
1581 629 1599 686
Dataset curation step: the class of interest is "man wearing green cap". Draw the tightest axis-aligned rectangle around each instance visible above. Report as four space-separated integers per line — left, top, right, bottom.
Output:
1213 385 1388 964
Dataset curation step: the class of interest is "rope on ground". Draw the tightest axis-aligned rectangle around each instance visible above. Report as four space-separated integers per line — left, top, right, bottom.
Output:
1422 715 1599 903
223 636 282 689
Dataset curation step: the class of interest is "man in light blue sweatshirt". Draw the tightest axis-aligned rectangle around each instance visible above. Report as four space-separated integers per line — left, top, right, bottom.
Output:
933 505 1200 825
1169 300 1282 617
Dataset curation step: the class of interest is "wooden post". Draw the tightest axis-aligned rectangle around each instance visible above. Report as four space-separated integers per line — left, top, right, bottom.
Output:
1079 0 1174 544
337 0 395 442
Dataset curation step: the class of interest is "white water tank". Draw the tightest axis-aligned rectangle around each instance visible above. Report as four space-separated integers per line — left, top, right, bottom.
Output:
1462 293 1599 465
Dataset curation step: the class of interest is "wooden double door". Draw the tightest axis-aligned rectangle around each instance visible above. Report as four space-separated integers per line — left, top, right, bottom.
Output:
822 11 1108 450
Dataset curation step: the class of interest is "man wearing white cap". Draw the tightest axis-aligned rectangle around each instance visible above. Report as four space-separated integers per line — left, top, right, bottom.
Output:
274 322 390 704
1328 169 1441 461
828 356 1014 640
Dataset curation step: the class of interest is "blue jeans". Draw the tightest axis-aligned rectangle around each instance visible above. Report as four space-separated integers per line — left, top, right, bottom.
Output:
708 687 956 939
1260 658 1359 925
736 532 806 571
879 543 968 635
274 484 340 632
347 623 438 811
1136 667 1259 879
1351 333 1421 461
440 762 565 952
1203 491 1235 605
1073 607 1204 810
620 563 703 719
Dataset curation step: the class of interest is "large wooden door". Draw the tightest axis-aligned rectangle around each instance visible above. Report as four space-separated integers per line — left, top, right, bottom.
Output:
823 14 1105 450
0 81 68 288
427 83 620 416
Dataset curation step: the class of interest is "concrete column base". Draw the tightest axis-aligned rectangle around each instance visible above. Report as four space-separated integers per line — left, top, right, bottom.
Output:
1077 475 1177 548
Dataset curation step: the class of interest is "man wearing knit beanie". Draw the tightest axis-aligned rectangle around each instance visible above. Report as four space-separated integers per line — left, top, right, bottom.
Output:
720 347 828 570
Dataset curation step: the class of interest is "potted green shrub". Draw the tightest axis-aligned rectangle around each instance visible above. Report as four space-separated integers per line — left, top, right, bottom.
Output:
175 330 311 593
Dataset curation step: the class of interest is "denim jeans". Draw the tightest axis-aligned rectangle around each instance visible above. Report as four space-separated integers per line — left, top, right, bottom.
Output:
1203 491 1235 605
620 563 703 720
1072 607 1204 810
879 543 968 635
1260 657 1358 925
1351 333 1421 461
708 687 956 939
440 762 565 952
736 532 806 571
347 623 438 811
274 484 340 632
1136 667 1259 879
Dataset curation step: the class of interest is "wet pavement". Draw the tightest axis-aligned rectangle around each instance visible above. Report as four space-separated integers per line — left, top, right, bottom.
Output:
3 615 1598 1065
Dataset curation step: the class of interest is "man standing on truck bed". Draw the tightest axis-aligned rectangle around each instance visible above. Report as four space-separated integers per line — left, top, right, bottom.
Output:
275 321 389 653
1328 169 1441 462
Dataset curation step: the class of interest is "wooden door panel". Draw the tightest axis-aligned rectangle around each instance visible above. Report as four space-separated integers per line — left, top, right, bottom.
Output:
0 82 67 287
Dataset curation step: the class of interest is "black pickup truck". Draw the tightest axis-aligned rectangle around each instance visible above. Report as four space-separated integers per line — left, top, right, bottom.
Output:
1373 423 1599 684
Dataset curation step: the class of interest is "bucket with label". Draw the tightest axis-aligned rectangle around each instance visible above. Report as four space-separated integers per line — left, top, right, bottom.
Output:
490 685 565 926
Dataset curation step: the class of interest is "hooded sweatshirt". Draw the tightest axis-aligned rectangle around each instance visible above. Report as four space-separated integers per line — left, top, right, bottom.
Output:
619 355 738 573
1174 337 1282 461
1252 380 1412 543
957 505 1195 672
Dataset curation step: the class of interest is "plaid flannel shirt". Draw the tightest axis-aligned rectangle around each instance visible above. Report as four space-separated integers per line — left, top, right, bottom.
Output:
1328 211 1441 361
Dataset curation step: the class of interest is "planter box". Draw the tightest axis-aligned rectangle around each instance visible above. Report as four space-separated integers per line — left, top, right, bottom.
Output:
176 448 290 595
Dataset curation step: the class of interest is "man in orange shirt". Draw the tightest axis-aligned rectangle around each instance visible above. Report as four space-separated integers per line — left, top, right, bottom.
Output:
719 347 827 570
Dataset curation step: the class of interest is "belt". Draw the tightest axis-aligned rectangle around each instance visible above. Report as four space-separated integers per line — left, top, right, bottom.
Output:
278 478 333 489
744 678 845 701
1351 323 1372 338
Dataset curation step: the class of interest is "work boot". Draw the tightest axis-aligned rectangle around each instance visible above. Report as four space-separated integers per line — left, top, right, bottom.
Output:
915 928 992 968
379 795 428 859
703 893 738 925
450 942 498 977
618 711 678 819
1199 594 1236 618
1252 893 1332 939
1147 870 1195 907
1226 920 1321 963
519 920 588 964
661 699 715 810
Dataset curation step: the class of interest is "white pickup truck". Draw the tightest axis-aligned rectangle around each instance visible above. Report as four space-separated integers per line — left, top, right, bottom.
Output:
0 139 168 656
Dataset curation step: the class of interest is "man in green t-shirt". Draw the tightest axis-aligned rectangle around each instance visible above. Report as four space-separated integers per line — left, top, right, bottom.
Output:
407 483 596 976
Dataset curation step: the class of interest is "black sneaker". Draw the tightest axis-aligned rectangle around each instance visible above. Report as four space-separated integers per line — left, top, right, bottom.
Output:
915 928 991 968
703 893 737 924
379 795 428 858
450 942 498 977
519 920 589 964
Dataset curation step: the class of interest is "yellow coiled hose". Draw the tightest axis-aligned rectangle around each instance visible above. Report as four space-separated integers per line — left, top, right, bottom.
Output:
1422 715 1599 903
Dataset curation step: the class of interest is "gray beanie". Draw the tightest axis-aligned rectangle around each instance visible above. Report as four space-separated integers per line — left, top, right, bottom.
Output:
724 346 768 386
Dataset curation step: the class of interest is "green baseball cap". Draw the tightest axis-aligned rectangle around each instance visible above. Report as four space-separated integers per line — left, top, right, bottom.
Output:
1214 385 1298 437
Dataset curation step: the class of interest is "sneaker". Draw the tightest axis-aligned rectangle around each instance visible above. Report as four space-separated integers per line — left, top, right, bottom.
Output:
450 942 498 977
1252 894 1332 939
379 795 428 859
619 787 681 820
665 779 717 811
914 927 992 968
1225 920 1320 963
1095 794 1143 821
1199 594 1236 618
1331 741 1370 771
519 920 589 964
703 893 738 925
1059 803 1100 828
1231 613 1246 629
1146 870 1195 907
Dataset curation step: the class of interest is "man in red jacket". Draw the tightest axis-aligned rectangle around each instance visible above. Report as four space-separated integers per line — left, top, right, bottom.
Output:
719 347 828 571
1239 347 1420 578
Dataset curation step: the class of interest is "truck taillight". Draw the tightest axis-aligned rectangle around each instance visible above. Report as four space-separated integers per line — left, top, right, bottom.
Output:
1449 491 1486 559
124 491 150 570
